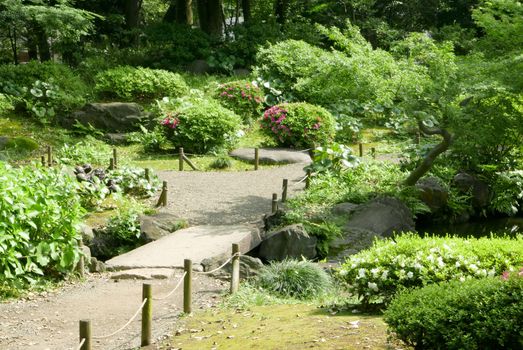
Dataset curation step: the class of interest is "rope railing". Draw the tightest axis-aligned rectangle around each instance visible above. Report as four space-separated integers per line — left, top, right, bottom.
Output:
152 272 187 301
92 298 147 340
196 252 241 275
76 338 85 350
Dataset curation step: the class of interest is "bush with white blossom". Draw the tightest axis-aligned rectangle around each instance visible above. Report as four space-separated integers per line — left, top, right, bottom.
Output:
337 233 523 304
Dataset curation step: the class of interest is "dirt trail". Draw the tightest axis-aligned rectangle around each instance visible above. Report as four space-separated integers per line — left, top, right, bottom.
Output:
0 163 308 350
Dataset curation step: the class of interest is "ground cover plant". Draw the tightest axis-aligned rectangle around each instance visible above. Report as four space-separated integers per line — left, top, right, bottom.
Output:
337 234 523 304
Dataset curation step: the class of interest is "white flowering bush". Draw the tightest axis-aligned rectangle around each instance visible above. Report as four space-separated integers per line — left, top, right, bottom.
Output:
337 233 523 304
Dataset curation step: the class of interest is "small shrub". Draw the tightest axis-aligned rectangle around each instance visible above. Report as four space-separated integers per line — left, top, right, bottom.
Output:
107 167 161 197
1 137 39 153
305 143 360 174
127 125 167 153
0 93 14 114
384 274 523 349
214 80 264 123
337 234 523 304
56 137 112 166
260 103 336 148
256 259 332 299
94 66 189 101
158 96 242 154
209 155 233 169
104 203 142 245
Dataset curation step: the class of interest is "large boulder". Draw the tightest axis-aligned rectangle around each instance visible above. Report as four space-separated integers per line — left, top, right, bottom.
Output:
258 224 317 261
330 197 415 260
201 254 264 279
453 172 490 208
139 213 186 242
62 103 151 132
416 177 448 212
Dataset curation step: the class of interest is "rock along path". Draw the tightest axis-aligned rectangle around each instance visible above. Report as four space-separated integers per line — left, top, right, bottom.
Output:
0 162 308 350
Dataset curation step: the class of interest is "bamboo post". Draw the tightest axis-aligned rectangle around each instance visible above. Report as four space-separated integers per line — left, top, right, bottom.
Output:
305 169 311 189
156 181 168 207
272 193 278 213
183 259 192 314
109 158 115 171
112 148 118 169
47 145 52 167
182 154 198 171
416 132 421 145
179 147 184 171
141 283 152 347
79 320 91 350
144 168 150 182
371 147 376 159
254 148 259 170
358 143 363 157
230 243 240 294
77 239 85 279
41 155 46 167
282 179 288 203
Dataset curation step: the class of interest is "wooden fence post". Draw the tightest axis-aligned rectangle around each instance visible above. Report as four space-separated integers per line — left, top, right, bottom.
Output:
230 243 240 294
305 169 311 189
47 145 52 167
416 132 421 145
282 179 288 203
79 320 91 350
254 148 259 170
184 259 192 314
371 147 376 159
112 148 118 169
109 158 115 171
144 168 150 182
41 155 46 167
156 181 168 207
179 147 184 171
141 283 152 347
358 143 363 157
272 193 278 213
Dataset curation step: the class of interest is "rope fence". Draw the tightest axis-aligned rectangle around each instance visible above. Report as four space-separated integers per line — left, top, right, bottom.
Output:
76 245 243 350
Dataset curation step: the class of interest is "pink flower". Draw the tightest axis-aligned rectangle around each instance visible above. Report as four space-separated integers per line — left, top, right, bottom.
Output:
502 271 510 280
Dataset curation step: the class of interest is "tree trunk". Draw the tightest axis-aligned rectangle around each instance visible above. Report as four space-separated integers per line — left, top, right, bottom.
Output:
241 0 250 23
176 0 193 25
37 28 51 61
197 0 223 37
404 121 453 186
8 27 18 65
274 0 289 25
124 0 142 28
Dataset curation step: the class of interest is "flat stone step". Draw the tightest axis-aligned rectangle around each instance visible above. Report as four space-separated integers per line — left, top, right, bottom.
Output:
105 224 262 271
229 148 311 164
111 268 176 280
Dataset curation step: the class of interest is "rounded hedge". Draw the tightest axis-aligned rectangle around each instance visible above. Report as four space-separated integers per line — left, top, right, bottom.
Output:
255 259 332 299
260 102 335 148
214 80 264 124
385 274 523 349
94 66 189 101
161 97 242 154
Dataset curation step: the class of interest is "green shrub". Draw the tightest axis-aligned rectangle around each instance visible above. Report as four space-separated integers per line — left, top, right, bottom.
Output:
337 234 523 304
104 202 142 246
256 259 332 299
127 125 167 153
0 93 14 114
107 167 161 197
1 137 38 152
214 80 264 123
260 103 335 148
209 155 233 169
0 163 83 283
159 96 242 154
384 274 523 349
56 136 112 166
94 66 189 101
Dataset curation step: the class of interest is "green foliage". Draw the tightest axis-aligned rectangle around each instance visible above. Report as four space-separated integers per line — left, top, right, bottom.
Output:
94 66 189 101
0 93 14 114
56 136 111 166
158 95 242 154
107 166 161 197
489 170 523 216
104 201 142 245
305 143 360 174
209 155 233 170
1 136 38 152
256 259 333 299
0 163 83 284
260 103 335 148
337 234 523 304
127 125 167 153
214 80 264 123
385 274 523 349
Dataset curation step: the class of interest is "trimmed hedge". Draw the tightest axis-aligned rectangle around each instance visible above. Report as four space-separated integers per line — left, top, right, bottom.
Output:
337 234 523 304
385 274 523 349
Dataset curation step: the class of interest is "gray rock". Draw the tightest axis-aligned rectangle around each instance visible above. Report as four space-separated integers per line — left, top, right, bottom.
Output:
258 224 317 261
229 148 312 164
186 59 210 74
453 172 490 208
416 177 448 212
201 254 264 279
80 245 91 264
78 223 94 245
331 203 359 216
233 68 251 76
89 257 106 273
140 213 186 242
0 136 10 148
330 197 415 259
62 103 151 132
105 133 129 145
110 268 175 280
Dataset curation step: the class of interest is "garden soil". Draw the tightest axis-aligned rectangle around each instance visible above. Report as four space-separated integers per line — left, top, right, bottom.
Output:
0 164 307 350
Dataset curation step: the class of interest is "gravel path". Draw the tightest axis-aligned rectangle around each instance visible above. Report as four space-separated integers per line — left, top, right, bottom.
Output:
0 163 308 350
156 163 307 225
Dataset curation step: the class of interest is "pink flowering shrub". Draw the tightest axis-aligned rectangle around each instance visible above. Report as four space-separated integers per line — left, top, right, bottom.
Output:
215 80 264 123
260 102 335 148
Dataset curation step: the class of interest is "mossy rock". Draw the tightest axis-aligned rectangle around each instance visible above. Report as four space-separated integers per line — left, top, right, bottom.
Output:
0 136 39 152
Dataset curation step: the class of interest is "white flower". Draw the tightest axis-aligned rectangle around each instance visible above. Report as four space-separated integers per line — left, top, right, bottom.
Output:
426 254 435 262
371 268 380 277
407 271 414 279
455 261 461 268
437 257 445 268
368 282 379 292
236 130 245 138
338 269 348 276
358 268 366 278
413 262 423 270
469 264 478 271
459 276 466 282
381 270 389 280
